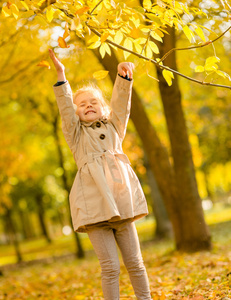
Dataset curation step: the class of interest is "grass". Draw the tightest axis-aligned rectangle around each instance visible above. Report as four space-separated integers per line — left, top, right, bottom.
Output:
0 202 231 267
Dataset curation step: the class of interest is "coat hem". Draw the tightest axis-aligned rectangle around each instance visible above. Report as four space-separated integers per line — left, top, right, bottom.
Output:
73 211 148 233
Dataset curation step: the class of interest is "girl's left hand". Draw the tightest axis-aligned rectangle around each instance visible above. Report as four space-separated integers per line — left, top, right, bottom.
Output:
118 62 135 79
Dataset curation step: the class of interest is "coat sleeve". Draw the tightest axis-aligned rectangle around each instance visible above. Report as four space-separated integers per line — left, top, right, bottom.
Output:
53 81 80 153
110 74 133 140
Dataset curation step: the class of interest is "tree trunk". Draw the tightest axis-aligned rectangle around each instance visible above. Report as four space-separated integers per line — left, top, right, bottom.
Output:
144 155 173 239
18 210 34 239
53 116 85 258
5 209 22 263
35 193 52 243
155 26 211 251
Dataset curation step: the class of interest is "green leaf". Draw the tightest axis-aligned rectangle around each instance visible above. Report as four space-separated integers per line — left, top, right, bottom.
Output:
162 69 174 86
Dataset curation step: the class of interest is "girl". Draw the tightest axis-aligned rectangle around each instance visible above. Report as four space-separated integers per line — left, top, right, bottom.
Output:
49 49 151 300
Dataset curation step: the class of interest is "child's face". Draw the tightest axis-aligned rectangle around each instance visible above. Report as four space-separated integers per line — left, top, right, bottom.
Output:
74 91 104 122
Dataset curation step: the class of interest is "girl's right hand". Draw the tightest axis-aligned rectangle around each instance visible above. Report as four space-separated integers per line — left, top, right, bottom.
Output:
49 49 66 81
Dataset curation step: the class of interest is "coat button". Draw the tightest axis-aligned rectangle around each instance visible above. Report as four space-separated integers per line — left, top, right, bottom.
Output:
100 134 105 140
96 121 101 128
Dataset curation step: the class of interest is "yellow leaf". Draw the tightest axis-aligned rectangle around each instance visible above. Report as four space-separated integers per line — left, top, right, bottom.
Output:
129 28 142 39
71 16 80 30
216 70 231 80
101 32 109 43
195 26 206 42
93 70 109 80
162 69 174 86
123 38 133 60
134 41 142 53
99 44 106 58
76 6 89 15
146 45 152 59
114 31 123 44
37 60 50 69
20 1 29 11
205 64 218 71
195 65 204 72
143 0 152 10
183 25 195 43
11 4 19 19
150 31 163 42
99 43 111 58
148 41 159 54
87 40 101 49
63 23 70 39
205 56 220 65
58 37 70 48
2 6 11 17
46 6 54 23
21 10 34 18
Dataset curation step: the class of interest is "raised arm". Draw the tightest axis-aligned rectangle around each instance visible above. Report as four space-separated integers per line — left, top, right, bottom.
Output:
110 62 134 140
49 49 80 154
49 49 66 82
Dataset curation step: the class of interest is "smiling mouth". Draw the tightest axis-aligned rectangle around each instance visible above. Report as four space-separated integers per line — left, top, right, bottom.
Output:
85 110 96 115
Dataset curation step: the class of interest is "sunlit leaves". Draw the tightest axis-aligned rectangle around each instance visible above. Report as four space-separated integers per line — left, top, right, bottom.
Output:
75 6 89 15
148 41 159 54
123 38 133 60
99 42 111 58
20 1 29 11
195 26 206 42
195 56 231 81
1 0 230 88
93 70 109 80
143 0 152 10
183 25 195 43
2 2 19 19
162 69 174 86
46 6 55 23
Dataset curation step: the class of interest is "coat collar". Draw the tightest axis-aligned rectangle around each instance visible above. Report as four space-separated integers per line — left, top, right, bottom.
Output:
81 117 108 128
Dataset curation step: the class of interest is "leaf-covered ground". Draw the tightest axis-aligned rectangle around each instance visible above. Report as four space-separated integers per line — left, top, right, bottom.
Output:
0 221 231 300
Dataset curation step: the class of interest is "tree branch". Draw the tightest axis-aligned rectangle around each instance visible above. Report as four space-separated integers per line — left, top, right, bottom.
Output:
159 26 231 63
88 26 231 90
89 0 104 15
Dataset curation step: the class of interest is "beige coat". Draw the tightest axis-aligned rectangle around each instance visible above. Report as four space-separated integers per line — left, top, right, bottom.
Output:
53 75 148 232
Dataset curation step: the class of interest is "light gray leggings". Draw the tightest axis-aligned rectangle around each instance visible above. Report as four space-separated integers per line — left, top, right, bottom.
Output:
86 220 151 300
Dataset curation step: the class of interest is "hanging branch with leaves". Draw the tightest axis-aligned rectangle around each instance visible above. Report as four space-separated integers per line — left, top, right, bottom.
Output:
1 0 231 88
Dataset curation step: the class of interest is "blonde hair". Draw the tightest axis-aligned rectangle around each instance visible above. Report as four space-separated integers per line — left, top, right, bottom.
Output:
73 84 111 119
